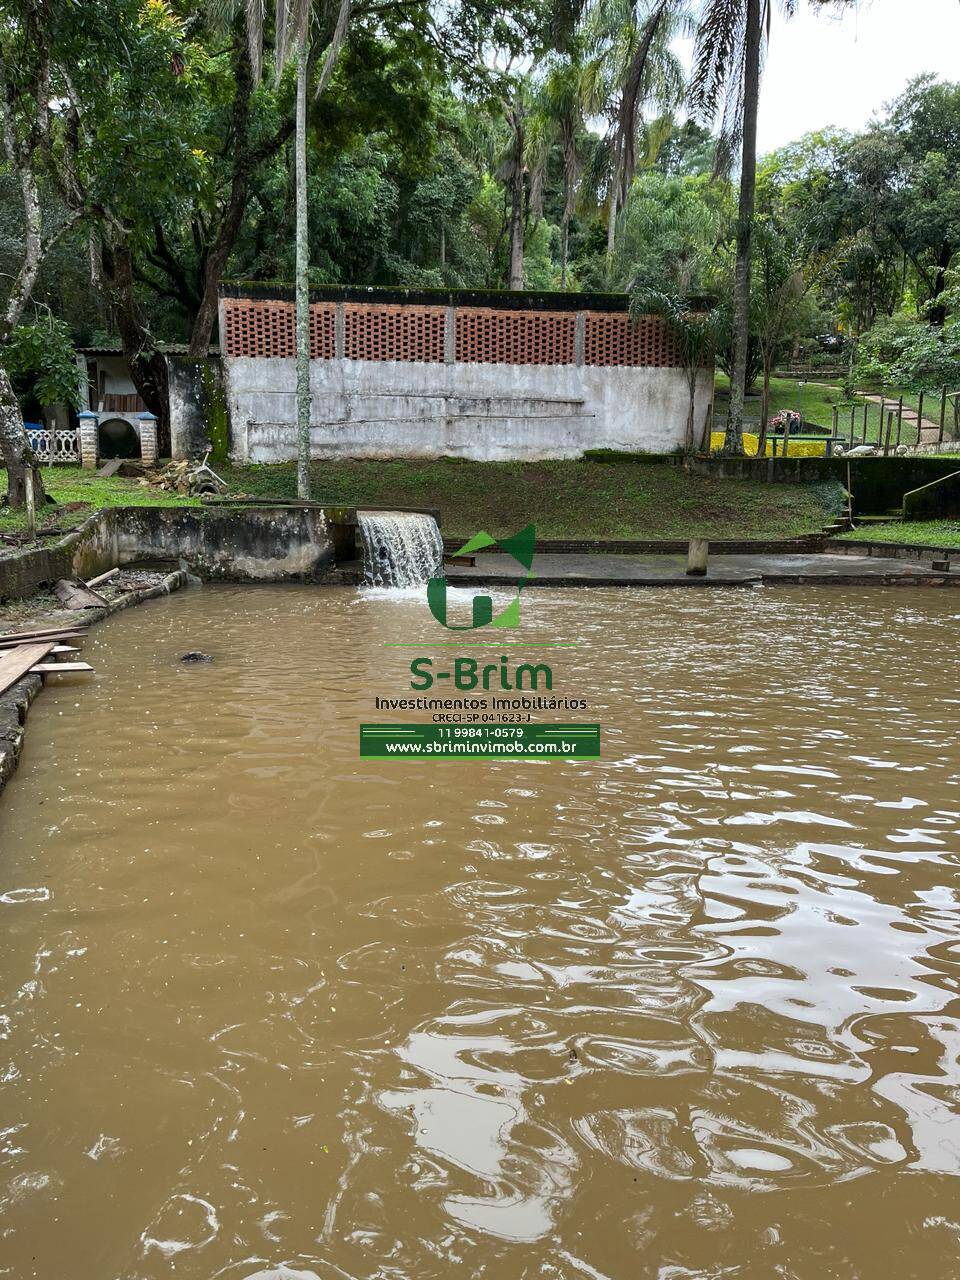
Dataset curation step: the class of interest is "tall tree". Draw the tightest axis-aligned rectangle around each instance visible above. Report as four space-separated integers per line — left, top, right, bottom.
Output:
235 0 538 490
0 0 63 507
531 54 587 286
690 0 855 453
500 88 529 289
689 0 775 454
583 0 685 274
242 0 352 499
0 0 172 505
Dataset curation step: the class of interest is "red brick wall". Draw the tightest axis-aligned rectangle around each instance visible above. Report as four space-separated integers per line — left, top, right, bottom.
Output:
222 298 683 367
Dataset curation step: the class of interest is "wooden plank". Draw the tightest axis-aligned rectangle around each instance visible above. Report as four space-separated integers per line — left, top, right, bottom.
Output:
0 632 86 649
50 645 81 654
0 625 88 643
31 662 94 674
0 643 55 697
53 579 108 610
85 567 119 589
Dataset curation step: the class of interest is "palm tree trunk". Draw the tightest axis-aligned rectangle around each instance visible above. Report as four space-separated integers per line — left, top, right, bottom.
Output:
757 361 771 457
295 38 311 500
605 192 617 275
723 0 761 456
508 169 524 290
560 212 570 288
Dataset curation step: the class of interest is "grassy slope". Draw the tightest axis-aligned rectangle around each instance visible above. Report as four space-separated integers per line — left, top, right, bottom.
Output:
219 459 842 540
1 460 842 543
839 520 960 548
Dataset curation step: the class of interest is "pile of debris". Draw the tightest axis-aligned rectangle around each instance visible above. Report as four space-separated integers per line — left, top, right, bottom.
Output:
137 452 229 498
53 566 173 611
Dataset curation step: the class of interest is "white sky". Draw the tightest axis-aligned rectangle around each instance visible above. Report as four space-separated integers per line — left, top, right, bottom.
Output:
759 0 960 153
676 0 960 157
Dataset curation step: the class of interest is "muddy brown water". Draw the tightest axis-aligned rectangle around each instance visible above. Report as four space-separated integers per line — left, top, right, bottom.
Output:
1 584 959 1279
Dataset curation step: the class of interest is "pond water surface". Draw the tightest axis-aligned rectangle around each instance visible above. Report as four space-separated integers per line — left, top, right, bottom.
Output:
1 584 959 1279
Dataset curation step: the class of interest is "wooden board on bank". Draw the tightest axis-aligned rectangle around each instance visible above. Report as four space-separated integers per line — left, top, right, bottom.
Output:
0 626 88 647
0 642 55 697
30 662 95 675
53 579 109 610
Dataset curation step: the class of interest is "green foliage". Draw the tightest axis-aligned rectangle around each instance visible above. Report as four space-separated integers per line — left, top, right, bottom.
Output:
614 173 726 295
2 317 80 408
3 0 959 373
839 519 960 548
855 316 960 390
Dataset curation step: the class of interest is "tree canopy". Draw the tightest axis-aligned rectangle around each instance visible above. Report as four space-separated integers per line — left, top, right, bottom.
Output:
2 0 960 493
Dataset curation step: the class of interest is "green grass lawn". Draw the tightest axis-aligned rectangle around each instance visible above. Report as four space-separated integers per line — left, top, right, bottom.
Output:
0 467 199 540
715 375 960 448
839 520 960 548
1 460 844 543
217 458 844 540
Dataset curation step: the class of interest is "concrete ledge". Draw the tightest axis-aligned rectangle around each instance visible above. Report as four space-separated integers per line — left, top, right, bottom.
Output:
0 504 340 601
446 550 960 589
826 538 960 564
444 535 826 556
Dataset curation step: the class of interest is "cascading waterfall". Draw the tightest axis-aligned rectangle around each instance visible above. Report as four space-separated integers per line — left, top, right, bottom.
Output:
358 511 444 587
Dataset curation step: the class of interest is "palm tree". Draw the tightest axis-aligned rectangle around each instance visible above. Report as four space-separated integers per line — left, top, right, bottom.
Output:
582 0 688 274
237 0 352 498
530 54 587 287
688 0 774 453
499 87 529 290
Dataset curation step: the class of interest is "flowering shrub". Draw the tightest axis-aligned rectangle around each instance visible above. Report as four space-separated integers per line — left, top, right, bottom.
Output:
768 410 802 434
709 432 830 457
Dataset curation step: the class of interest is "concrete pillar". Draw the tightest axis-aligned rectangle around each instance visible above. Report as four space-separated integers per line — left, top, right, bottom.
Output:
444 306 456 364
574 311 585 366
137 413 158 466
686 538 709 576
75 354 90 411
335 303 346 359
78 411 98 470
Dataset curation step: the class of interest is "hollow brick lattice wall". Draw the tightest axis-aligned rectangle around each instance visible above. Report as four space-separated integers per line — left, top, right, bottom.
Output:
583 313 682 367
345 305 445 362
455 309 575 365
222 299 336 359
222 298 683 367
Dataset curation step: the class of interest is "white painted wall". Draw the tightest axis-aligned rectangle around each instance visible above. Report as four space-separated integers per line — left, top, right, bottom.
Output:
223 357 712 462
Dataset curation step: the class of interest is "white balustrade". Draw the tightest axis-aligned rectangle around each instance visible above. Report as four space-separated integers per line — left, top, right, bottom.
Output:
26 428 82 465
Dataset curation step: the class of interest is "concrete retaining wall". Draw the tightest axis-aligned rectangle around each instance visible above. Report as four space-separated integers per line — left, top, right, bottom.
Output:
686 454 960 514
168 355 228 461
0 506 336 601
902 470 960 520
224 357 713 462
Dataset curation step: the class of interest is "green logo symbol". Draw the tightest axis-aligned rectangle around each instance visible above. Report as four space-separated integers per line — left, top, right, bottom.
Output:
427 524 536 630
